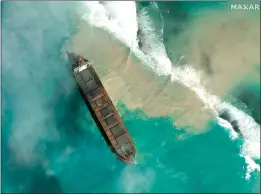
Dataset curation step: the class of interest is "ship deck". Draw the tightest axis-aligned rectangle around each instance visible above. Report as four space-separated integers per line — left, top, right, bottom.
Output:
73 58 135 163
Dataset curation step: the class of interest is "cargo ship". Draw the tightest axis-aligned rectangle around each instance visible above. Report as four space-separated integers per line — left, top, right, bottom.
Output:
67 52 136 163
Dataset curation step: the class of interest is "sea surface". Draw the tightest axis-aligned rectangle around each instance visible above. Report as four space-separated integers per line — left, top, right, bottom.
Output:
1 1 260 193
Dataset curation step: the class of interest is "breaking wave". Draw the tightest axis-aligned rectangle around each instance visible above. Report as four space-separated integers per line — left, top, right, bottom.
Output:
81 1 260 179
81 1 171 75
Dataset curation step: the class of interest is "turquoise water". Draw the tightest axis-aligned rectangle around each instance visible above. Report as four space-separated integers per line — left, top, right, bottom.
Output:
2 1 260 193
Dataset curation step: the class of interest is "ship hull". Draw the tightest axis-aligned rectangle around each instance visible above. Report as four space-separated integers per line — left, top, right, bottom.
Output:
68 52 136 163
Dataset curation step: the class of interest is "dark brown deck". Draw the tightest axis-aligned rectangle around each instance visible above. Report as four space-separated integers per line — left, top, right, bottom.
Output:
73 59 135 163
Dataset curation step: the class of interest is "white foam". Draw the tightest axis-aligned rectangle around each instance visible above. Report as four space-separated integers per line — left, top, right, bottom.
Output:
136 2 172 74
81 1 138 48
81 1 171 76
217 117 238 140
244 155 260 180
170 65 260 176
80 1 260 179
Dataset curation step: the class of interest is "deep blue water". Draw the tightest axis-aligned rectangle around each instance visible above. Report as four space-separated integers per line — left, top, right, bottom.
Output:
2 1 260 193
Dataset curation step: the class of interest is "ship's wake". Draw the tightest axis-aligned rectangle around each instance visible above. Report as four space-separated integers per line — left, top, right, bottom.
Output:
78 1 260 180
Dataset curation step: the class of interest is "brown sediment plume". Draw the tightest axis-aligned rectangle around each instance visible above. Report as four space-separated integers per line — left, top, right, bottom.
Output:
165 9 260 96
64 8 260 134
64 20 213 134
